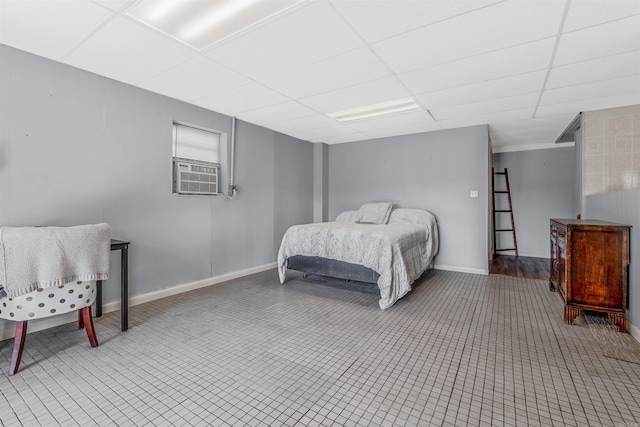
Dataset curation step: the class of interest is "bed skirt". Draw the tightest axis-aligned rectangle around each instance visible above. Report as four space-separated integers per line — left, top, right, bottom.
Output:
287 255 380 284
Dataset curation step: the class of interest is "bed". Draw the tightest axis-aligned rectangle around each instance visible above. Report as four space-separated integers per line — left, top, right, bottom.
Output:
277 204 438 309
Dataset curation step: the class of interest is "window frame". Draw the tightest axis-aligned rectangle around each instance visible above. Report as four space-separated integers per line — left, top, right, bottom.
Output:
171 120 229 197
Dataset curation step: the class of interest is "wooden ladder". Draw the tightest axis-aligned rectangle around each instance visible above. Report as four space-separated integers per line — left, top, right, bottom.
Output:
492 168 518 256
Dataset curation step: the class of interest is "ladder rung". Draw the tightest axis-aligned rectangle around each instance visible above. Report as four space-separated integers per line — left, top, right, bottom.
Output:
495 210 512 212
494 191 509 193
494 172 506 175
496 248 516 252
496 229 514 232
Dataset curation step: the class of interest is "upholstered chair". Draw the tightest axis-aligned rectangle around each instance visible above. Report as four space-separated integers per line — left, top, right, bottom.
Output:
0 280 99 375
0 223 110 375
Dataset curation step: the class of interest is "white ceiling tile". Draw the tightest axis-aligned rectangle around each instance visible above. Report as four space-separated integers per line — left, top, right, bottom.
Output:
372 0 565 74
267 114 341 134
203 1 363 80
490 115 576 133
89 0 135 12
288 125 367 142
344 110 436 134
438 109 534 130
535 93 640 118
291 125 352 139
320 133 370 145
65 16 195 85
195 83 290 116
547 50 640 89
235 101 317 126
540 75 640 106
431 93 539 121
417 71 546 110
261 47 391 99
399 38 555 95
555 15 640 66
139 56 251 103
489 115 575 147
329 0 501 43
299 76 410 113
361 121 442 140
564 0 640 32
0 0 113 60
533 100 587 118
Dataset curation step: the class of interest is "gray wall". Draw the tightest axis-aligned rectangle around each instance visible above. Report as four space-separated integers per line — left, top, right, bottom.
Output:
328 126 490 274
493 147 576 257
574 126 584 217
585 191 640 335
0 45 313 318
274 134 314 254
313 142 329 223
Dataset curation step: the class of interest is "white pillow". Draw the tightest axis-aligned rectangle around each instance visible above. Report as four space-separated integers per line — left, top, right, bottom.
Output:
335 210 362 223
358 203 393 224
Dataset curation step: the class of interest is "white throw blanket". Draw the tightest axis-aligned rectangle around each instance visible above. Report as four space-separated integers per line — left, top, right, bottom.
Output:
0 223 111 298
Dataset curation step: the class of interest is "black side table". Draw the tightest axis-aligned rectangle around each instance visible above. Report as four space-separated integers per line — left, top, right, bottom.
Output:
96 239 130 331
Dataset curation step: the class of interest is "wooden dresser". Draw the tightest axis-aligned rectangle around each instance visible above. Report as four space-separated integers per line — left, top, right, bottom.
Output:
549 219 630 332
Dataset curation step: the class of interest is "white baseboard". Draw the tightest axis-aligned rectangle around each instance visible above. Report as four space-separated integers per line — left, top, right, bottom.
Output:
628 320 640 344
434 264 488 275
108 262 277 312
0 262 277 341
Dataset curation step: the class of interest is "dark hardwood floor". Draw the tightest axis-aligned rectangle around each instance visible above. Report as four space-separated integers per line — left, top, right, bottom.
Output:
489 254 549 280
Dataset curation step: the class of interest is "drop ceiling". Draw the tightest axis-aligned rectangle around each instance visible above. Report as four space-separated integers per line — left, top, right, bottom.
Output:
1 0 639 152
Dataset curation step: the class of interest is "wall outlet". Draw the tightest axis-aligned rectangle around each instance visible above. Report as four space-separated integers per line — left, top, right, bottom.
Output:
470 190 479 198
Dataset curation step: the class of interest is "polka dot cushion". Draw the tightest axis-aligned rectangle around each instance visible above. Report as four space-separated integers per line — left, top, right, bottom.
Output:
0 281 97 322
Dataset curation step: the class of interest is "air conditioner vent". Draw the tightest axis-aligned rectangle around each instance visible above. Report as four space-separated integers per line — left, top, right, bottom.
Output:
174 160 219 195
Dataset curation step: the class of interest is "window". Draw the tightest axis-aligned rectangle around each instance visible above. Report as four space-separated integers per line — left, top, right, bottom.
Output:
172 122 223 196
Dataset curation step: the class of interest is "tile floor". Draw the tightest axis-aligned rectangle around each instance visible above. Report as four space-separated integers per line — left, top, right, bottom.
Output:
1 269 639 426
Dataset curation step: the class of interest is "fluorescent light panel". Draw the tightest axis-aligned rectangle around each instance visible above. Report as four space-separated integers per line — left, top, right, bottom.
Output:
328 98 421 123
127 0 302 50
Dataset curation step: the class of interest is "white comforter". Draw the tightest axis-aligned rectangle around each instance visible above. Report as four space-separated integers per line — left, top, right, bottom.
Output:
277 213 438 309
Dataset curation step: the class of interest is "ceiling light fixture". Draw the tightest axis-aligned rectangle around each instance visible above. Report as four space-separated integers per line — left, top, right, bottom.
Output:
179 0 260 41
144 0 182 22
127 0 303 50
328 98 422 123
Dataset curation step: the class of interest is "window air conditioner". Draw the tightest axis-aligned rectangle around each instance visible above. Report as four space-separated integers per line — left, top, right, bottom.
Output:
174 160 219 195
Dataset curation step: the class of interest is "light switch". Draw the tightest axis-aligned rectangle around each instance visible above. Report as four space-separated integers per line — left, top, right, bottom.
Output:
470 190 479 198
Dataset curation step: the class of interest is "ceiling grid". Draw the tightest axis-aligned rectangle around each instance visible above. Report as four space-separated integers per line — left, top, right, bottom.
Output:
0 0 638 151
